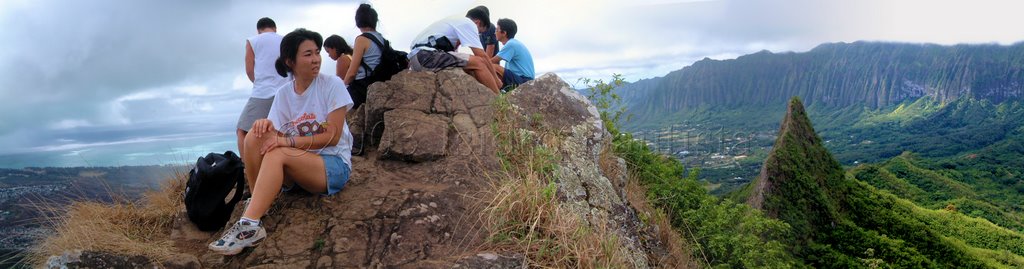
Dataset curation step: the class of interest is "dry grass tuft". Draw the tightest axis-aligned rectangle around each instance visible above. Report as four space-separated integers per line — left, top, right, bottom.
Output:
27 169 189 266
480 95 631 268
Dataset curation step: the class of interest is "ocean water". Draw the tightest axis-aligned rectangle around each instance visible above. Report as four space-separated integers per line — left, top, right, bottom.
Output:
0 134 236 169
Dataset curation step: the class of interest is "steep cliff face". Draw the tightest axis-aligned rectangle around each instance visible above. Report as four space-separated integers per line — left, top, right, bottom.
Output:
624 42 1024 126
44 70 662 268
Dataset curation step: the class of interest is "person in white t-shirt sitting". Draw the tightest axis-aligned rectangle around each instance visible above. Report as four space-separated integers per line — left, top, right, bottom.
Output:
209 28 355 256
408 14 502 94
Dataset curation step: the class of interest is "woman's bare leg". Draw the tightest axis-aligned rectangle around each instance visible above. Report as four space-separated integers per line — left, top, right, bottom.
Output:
236 129 247 160
242 147 328 220
242 131 264 194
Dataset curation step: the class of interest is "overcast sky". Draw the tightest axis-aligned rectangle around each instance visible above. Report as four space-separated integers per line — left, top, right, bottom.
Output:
1 0 1022 168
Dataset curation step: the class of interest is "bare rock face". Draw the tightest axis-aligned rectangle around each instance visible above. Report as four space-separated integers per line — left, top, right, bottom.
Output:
45 250 200 269
378 109 449 162
509 73 651 268
453 252 525 268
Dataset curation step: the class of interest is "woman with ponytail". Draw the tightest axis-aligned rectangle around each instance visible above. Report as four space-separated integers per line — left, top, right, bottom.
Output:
343 3 385 110
209 28 355 256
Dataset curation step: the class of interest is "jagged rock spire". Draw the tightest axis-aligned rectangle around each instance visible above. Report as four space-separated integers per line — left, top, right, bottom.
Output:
746 97 845 242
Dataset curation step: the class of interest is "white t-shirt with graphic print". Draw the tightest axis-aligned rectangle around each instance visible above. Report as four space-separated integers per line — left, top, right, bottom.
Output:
267 73 354 166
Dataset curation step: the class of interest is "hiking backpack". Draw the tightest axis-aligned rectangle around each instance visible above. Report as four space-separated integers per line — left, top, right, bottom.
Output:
359 32 409 83
184 151 246 231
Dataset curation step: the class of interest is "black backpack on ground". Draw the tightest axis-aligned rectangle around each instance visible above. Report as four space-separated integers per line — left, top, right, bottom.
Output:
184 151 246 231
358 32 409 83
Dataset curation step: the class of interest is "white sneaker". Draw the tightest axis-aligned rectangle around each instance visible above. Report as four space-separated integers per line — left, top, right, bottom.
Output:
208 220 266 255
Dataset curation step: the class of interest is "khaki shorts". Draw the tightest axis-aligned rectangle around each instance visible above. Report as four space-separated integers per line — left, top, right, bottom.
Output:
236 97 274 131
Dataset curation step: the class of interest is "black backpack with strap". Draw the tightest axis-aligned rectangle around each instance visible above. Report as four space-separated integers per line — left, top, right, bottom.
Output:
184 151 246 231
359 32 409 83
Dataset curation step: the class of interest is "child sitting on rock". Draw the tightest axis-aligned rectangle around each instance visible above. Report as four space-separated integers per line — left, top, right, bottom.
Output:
489 18 534 92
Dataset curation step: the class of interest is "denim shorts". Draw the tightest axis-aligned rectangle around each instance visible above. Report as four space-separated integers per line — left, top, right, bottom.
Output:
322 154 351 196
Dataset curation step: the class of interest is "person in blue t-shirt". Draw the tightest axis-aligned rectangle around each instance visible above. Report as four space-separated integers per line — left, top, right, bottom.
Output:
489 18 534 92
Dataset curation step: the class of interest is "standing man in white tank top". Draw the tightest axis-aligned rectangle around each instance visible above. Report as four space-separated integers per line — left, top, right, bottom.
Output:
237 17 288 159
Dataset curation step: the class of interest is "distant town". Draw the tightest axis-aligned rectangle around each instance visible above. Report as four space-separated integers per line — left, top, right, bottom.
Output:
630 123 778 193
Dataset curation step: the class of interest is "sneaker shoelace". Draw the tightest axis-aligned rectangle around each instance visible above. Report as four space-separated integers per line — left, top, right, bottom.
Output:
217 223 245 243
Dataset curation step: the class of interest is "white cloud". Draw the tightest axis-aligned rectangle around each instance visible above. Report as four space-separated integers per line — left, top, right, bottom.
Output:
233 75 251 90
32 132 223 152
61 149 91 157
49 119 93 130
176 85 210 96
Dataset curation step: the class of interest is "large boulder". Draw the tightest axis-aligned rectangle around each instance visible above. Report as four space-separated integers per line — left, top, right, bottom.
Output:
360 70 496 162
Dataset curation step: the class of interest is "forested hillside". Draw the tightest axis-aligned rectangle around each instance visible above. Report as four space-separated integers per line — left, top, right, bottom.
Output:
739 98 1024 268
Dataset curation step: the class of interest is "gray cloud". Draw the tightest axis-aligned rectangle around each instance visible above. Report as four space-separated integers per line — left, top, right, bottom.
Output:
0 0 356 125
1 1 238 131
0 0 359 156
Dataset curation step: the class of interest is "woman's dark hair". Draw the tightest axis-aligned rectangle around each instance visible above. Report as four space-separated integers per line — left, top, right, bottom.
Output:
355 4 378 29
497 18 517 39
275 28 323 77
256 17 276 30
324 35 353 55
466 6 490 27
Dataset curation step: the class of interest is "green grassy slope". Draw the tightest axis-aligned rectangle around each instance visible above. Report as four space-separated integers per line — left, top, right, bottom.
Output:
742 97 1024 268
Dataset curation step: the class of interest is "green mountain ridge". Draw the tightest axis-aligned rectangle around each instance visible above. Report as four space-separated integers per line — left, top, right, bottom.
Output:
740 98 1024 268
623 41 1024 130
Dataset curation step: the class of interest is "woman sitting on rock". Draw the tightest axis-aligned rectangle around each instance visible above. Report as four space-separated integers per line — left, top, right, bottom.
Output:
208 28 354 256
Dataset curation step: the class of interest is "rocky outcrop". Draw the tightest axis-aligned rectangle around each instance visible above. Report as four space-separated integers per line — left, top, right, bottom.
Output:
175 70 502 268
509 73 650 268
58 70 657 268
